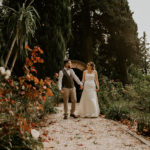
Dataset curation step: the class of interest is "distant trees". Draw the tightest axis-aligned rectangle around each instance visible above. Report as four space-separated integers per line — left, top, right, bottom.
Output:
1 0 150 84
69 0 139 84
139 32 150 74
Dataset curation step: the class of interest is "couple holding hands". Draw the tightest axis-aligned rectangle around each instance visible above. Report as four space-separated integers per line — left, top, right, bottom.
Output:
58 59 100 119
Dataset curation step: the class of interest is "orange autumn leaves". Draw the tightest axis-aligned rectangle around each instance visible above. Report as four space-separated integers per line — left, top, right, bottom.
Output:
46 88 53 97
20 46 53 101
19 76 53 101
17 116 31 135
0 45 55 144
25 46 44 73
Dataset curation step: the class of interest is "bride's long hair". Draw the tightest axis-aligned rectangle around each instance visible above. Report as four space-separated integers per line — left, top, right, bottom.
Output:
87 61 95 70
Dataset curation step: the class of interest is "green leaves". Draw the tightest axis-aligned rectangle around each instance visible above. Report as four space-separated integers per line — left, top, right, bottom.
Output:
1 0 40 70
70 0 139 83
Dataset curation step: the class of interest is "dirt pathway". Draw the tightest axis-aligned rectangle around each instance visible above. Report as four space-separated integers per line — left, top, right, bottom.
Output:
39 103 150 150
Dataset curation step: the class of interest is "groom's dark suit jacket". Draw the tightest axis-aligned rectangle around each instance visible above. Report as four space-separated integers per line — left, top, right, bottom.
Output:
62 69 75 89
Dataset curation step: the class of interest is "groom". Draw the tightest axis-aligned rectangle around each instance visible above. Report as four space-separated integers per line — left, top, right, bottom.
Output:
58 59 83 119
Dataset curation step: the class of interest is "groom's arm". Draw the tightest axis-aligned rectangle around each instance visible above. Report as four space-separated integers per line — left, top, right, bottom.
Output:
71 69 83 86
58 70 63 91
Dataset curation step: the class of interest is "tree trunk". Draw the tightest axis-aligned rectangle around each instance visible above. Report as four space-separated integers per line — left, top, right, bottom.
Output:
10 49 19 72
4 28 18 68
118 58 129 84
80 1 93 62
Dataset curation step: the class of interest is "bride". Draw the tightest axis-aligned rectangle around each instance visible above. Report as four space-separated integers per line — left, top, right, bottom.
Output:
77 61 100 118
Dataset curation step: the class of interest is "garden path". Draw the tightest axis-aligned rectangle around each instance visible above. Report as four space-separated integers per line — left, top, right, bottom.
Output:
39 103 150 150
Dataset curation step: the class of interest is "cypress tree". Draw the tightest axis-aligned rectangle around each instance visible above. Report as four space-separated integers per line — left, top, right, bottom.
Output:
70 0 139 83
33 0 71 77
139 32 150 74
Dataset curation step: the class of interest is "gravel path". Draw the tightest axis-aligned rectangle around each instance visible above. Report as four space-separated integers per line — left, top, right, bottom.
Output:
40 103 150 150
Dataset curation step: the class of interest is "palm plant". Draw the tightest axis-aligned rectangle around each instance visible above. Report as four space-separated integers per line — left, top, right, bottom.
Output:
3 0 40 72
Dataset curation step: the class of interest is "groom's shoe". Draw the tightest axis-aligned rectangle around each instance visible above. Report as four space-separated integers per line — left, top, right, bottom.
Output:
70 114 78 118
64 115 68 120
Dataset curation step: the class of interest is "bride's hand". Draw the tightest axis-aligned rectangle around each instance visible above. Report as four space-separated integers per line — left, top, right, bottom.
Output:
80 85 83 90
96 88 99 92
60 90 64 94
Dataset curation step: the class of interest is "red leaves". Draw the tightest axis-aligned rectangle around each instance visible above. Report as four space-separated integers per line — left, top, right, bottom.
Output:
43 139 49 143
25 45 30 50
43 131 48 137
31 123 36 127
33 76 39 84
46 88 53 97
22 46 53 100
122 89 128 94
26 57 33 67
82 124 88 127
75 119 81 122
0 45 56 145
88 129 93 132
9 99 15 104
42 96 47 102
1 98 16 104
17 117 31 134
55 73 59 78
0 89 5 97
44 77 51 86
24 46 44 76
87 136 92 140
38 58 44 63
31 66 37 73
25 45 43 54
39 79 44 86
38 103 44 111
77 144 83 146
23 46 53 100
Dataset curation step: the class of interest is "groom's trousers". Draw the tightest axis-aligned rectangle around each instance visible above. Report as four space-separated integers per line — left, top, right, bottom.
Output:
62 87 77 116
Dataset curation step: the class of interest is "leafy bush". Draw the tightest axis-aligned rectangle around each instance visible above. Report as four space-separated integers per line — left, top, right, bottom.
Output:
0 46 60 149
137 115 150 135
98 66 150 135
104 101 129 121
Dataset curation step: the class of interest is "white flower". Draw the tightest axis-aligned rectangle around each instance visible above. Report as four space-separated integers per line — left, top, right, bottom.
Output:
9 110 14 116
31 129 40 140
43 86 47 89
5 70 11 77
5 75 9 80
0 67 5 75
22 85 25 90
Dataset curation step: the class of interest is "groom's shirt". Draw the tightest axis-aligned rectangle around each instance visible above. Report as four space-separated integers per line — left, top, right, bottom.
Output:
58 67 83 90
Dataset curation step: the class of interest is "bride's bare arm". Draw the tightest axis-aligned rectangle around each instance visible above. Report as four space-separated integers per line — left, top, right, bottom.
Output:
95 70 99 91
82 70 86 83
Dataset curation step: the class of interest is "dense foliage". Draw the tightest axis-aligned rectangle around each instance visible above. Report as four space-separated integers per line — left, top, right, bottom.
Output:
1 0 40 74
1 0 71 77
0 46 60 149
69 0 140 84
98 65 150 135
1 0 142 83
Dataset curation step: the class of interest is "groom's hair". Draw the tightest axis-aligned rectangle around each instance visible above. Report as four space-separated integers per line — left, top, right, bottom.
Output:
64 59 71 65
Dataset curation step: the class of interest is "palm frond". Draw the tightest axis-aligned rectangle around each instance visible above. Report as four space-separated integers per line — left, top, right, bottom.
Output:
27 0 35 8
3 5 17 13
3 0 40 61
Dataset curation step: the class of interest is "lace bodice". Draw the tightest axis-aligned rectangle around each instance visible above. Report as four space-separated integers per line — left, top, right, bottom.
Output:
85 72 95 82
84 72 96 89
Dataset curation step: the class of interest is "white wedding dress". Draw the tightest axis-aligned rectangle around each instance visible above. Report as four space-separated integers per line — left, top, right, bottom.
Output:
77 71 100 117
